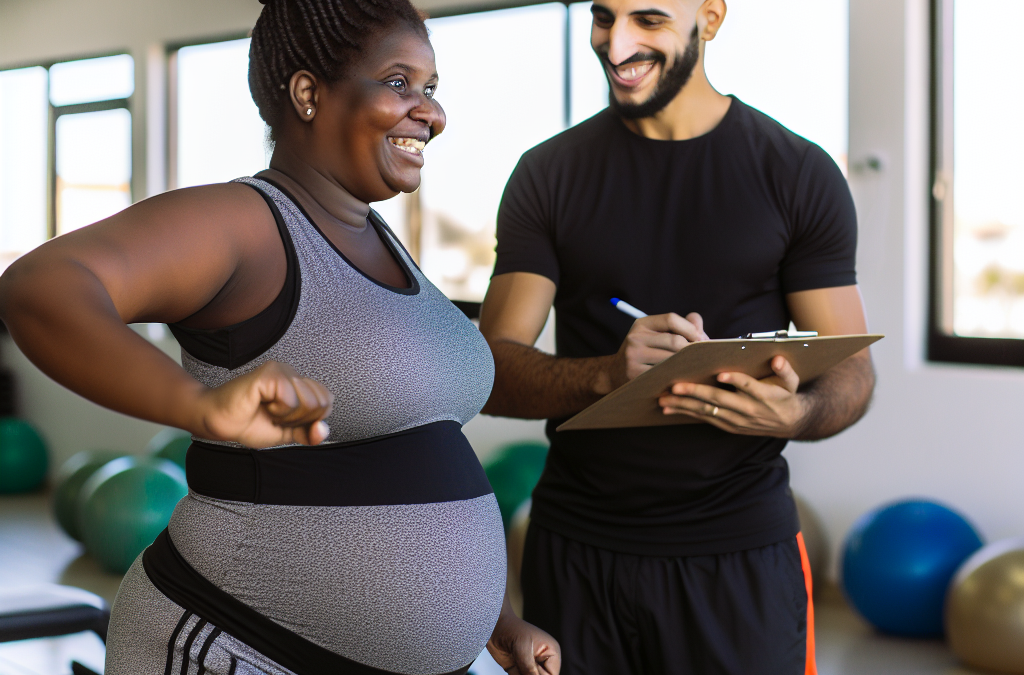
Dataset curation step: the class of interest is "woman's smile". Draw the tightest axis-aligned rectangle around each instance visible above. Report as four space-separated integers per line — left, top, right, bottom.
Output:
386 134 429 168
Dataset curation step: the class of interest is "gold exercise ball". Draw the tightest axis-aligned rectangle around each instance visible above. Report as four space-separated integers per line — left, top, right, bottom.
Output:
794 492 829 597
946 538 1024 674
506 500 531 616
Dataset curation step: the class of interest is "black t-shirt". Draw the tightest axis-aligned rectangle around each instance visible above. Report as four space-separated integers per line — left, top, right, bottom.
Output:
493 97 857 556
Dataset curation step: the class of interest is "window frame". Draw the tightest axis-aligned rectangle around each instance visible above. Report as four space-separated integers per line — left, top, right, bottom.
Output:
42 51 135 239
0 51 135 243
49 97 132 239
166 32 252 191
416 2 574 308
927 0 1024 367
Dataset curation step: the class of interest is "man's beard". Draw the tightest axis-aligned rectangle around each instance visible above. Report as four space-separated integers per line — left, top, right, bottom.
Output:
607 27 700 120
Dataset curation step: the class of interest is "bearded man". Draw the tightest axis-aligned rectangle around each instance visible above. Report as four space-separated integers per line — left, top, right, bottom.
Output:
478 1 875 673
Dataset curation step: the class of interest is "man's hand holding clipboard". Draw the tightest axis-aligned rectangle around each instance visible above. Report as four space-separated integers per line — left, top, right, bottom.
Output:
558 297 883 436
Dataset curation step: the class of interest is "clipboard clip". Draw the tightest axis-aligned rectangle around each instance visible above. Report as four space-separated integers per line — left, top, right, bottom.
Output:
742 330 819 340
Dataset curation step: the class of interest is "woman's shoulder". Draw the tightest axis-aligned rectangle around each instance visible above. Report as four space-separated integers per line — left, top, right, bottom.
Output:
123 180 280 249
143 180 274 222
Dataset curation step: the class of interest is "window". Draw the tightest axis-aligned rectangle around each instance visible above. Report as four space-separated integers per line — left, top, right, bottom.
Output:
0 54 134 269
372 1 627 303
170 38 270 189
930 0 1024 366
0 67 48 269
50 55 134 236
371 0 849 306
411 3 570 302
569 2 611 127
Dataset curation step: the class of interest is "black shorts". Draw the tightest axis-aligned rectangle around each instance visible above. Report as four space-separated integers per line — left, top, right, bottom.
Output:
521 524 816 675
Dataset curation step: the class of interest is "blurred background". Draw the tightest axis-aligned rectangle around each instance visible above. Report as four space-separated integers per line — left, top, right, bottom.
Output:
0 0 1022 673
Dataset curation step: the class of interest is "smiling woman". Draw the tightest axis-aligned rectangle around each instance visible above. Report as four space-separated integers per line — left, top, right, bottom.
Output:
0 0 559 674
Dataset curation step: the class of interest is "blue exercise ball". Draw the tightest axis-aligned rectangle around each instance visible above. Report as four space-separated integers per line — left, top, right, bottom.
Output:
841 499 983 637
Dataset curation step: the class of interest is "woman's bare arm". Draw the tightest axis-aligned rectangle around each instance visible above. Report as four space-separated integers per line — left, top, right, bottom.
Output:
0 184 332 445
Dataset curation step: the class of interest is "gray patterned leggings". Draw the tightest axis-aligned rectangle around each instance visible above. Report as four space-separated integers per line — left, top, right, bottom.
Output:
105 558 295 675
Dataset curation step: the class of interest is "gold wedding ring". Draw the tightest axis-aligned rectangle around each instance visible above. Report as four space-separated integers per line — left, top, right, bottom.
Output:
712 406 719 417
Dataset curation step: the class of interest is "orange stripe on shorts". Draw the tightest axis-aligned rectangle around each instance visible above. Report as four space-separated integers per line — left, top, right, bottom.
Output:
796 532 817 675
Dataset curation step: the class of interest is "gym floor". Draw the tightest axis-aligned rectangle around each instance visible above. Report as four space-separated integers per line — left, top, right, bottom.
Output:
0 492 987 675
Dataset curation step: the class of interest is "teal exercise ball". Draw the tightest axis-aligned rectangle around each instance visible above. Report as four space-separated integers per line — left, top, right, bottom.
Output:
52 450 126 541
145 428 191 470
78 456 188 574
484 441 548 530
0 417 49 494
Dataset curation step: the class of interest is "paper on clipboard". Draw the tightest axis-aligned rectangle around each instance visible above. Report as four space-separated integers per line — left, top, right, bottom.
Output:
557 334 883 431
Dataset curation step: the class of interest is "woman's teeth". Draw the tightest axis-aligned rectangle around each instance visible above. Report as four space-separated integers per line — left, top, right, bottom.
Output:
389 137 426 155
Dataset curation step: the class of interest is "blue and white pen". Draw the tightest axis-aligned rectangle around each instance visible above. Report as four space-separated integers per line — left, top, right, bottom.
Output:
610 297 647 319
611 298 712 342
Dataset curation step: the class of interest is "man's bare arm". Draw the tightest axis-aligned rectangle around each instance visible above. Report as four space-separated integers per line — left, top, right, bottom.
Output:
789 351 874 440
482 344 617 419
787 286 876 440
479 272 708 419
479 273 610 418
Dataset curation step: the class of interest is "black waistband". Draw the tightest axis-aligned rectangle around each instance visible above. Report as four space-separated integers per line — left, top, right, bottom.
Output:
143 530 472 675
185 420 493 507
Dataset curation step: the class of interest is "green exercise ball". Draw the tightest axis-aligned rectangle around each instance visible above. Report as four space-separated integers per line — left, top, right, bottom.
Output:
52 450 126 540
0 417 49 494
484 441 548 530
78 456 188 574
145 428 191 470
946 538 1024 674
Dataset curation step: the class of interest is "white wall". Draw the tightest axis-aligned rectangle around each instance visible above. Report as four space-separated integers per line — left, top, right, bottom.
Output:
786 0 1024 580
1 0 1022 583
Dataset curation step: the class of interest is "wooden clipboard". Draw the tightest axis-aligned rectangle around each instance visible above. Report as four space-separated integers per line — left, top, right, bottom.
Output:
557 334 883 431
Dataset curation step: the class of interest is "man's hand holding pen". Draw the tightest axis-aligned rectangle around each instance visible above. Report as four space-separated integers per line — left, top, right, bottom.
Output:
606 297 710 392
609 297 810 438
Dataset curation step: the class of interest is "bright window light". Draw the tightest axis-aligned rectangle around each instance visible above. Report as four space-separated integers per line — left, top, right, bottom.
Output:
0 67 48 268
381 1 849 306
569 2 609 126
704 0 849 171
417 3 567 301
949 0 1024 339
55 108 132 235
49 54 134 107
175 38 270 188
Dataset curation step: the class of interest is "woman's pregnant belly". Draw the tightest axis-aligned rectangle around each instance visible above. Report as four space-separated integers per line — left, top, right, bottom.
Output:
168 491 506 675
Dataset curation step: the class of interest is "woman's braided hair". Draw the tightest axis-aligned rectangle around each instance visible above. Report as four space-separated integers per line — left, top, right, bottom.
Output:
250 0 427 134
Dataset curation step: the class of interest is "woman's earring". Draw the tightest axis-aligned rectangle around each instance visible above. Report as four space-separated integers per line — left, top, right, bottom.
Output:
305 108 313 116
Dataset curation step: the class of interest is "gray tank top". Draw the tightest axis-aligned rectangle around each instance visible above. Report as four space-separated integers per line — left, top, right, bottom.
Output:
161 177 506 674
179 176 494 444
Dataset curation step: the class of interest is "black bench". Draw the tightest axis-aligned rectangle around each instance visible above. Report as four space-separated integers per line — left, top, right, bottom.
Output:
0 584 109 644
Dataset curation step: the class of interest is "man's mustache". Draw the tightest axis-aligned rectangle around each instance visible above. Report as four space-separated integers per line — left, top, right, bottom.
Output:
599 50 667 69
